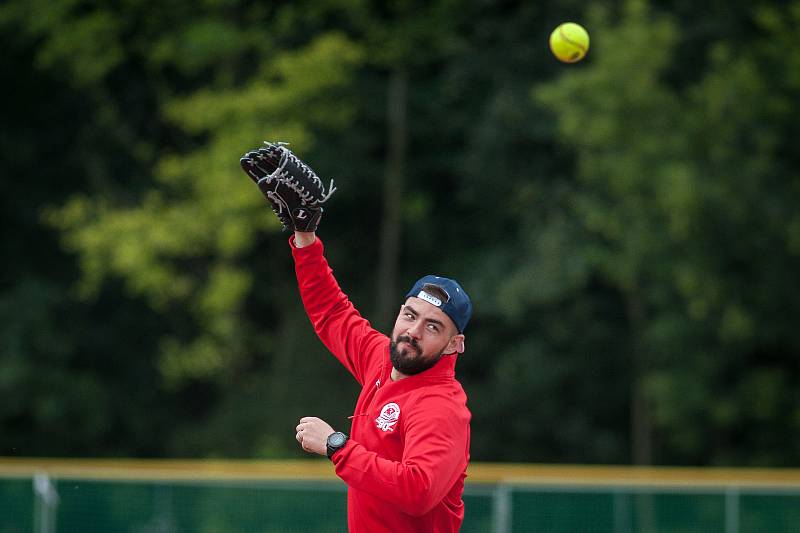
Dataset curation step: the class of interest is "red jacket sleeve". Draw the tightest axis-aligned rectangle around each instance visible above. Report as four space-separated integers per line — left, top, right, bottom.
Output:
291 236 387 385
332 395 470 516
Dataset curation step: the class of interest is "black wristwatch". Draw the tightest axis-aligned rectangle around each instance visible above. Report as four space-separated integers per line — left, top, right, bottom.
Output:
326 431 349 459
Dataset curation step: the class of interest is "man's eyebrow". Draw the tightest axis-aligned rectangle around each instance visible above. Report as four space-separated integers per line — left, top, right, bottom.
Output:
402 304 418 316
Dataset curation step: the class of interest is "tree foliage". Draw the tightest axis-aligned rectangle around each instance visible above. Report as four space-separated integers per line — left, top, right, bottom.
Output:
1 0 798 465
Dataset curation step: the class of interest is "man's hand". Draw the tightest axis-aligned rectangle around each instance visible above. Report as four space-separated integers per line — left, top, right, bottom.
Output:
295 417 335 456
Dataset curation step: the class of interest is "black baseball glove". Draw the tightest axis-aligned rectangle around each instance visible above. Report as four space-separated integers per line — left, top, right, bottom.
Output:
240 142 337 232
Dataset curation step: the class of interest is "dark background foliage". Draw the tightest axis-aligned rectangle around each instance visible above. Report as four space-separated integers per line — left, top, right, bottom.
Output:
1 0 798 466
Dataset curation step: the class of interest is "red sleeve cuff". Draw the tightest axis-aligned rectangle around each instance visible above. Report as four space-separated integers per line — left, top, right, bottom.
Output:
330 437 355 464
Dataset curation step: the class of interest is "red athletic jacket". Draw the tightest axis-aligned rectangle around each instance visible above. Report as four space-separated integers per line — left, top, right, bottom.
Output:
291 237 471 532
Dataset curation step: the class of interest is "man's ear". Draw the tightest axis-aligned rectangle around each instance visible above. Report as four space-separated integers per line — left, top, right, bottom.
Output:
451 335 465 354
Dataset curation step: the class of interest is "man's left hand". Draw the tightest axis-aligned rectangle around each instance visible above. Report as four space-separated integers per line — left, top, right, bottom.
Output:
295 416 335 456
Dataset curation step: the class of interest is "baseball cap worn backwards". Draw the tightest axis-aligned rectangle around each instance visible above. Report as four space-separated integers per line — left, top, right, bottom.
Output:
405 275 473 333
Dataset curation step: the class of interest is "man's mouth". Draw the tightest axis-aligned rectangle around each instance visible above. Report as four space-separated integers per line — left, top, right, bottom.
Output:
396 337 420 355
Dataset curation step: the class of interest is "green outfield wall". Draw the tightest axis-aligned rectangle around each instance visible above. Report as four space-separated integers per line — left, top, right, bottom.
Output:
1 459 798 533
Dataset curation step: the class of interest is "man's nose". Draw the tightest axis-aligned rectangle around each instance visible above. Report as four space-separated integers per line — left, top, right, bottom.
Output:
406 322 424 339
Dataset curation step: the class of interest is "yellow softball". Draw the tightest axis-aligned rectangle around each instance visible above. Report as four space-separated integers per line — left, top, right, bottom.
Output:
549 22 590 63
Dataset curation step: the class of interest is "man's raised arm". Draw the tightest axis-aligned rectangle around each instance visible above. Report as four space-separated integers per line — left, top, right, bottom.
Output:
239 142 384 384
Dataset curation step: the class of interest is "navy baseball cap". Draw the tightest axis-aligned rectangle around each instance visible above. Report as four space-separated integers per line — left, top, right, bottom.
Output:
405 275 473 333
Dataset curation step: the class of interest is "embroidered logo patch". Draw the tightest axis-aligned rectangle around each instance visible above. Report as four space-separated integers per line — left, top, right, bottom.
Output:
376 402 400 432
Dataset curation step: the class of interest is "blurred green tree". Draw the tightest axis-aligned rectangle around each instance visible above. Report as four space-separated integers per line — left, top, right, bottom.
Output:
531 0 800 465
1 0 797 466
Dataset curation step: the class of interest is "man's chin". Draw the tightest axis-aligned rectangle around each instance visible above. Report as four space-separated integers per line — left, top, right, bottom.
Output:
393 350 421 366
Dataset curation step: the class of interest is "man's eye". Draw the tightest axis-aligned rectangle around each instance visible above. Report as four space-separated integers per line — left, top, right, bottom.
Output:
427 324 439 332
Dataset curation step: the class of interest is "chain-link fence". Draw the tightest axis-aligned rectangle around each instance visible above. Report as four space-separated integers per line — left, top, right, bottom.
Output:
1 461 798 532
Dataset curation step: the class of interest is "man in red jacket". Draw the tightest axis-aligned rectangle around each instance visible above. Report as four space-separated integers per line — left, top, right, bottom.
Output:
291 229 473 533
239 142 472 531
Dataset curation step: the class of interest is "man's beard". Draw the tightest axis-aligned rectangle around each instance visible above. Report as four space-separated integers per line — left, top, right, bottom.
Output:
389 335 445 376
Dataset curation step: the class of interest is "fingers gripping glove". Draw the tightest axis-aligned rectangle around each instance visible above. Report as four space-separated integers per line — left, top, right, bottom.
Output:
240 142 337 232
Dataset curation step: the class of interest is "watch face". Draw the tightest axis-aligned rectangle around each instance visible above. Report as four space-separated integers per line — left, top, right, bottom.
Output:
329 432 346 447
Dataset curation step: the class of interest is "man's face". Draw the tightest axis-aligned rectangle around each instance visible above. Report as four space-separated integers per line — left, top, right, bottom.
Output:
389 297 460 376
